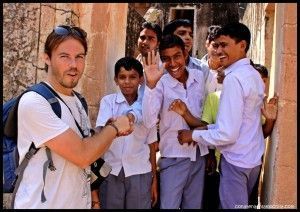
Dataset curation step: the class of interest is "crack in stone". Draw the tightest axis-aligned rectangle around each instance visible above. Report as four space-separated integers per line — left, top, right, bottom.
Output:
41 3 80 19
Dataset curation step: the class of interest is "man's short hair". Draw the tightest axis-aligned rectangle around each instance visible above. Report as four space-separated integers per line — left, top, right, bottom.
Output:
44 25 88 72
114 57 143 77
253 63 268 78
159 34 185 55
206 25 221 43
141 21 162 43
215 22 251 53
162 19 193 36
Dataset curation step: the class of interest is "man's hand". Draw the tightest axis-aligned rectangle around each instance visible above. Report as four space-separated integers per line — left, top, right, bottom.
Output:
177 129 195 145
261 95 278 120
142 50 164 89
105 117 115 126
113 115 133 136
168 99 187 116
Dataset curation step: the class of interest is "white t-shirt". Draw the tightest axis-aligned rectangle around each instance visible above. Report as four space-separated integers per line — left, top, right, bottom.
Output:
96 91 156 177
14 88 92 209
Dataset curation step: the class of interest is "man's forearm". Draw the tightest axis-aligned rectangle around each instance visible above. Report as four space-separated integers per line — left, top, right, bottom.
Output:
81 125 118 167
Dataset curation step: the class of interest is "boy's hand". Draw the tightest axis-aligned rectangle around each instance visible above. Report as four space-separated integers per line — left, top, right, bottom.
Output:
126 113 135 125
142 50 164 89
177 129 195 145
205 150 217 175
113 115 133 136
208 55 221 70
261 95 278 120
168 99 187 116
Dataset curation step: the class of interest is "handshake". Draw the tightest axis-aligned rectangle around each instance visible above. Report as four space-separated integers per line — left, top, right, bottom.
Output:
104 113 135 137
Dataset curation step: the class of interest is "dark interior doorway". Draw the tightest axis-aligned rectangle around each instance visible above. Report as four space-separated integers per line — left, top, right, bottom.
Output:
169 9 194 25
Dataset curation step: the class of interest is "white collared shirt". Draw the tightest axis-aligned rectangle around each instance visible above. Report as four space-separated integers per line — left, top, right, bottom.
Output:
142 67 208 161
192 58 265 168
96 91 157 177
187 56 210 82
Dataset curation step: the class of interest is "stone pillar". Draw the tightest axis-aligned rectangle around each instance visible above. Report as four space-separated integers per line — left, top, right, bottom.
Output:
262 3 297 208
78 3 128 127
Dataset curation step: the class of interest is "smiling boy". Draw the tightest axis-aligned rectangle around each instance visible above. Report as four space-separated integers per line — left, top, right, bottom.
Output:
96 57 157 209
177 22 266 209
142 35 207 209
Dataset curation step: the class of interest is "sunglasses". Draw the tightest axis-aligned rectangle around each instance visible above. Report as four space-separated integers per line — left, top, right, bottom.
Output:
53 25 87 38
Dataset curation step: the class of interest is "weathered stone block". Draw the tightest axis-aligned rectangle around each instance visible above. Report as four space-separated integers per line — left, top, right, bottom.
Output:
284 3 297 25
278 55 297 102
282 25 296 55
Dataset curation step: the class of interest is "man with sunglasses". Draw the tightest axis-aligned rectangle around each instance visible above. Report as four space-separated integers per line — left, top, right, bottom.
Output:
13 25 133 209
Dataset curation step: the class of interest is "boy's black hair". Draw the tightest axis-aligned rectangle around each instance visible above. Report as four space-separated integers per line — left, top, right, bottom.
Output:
162 19 193 36
141 21 162 43
253 63 268 78
114 57 143 77
206 25 221 43
215 22 251 53
159 34 185 55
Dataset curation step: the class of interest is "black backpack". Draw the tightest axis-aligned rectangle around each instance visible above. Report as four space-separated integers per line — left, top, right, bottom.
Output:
3 81 110 208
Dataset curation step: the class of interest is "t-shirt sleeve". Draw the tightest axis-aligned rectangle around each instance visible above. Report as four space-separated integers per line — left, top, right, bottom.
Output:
18 92 69 148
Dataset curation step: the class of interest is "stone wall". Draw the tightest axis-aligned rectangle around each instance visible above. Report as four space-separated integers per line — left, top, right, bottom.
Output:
78 3 128 126
4 3 41 102
241 3 268 66
3 3 128 127
242 3 297 208
265 3 296 207
125 5 145 58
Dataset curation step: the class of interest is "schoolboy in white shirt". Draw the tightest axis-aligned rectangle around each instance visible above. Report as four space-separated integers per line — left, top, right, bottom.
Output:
177 22 265 209
96 57 157 209
142 34 207 209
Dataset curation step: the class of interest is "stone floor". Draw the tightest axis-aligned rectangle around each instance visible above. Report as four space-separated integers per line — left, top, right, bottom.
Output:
3 193 12 209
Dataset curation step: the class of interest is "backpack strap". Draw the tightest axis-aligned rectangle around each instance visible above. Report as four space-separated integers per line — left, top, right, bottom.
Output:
11 143 38 208
30 82 62 119
41 147 56 202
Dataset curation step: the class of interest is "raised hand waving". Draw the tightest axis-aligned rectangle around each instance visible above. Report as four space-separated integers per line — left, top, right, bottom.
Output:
142 50 164 89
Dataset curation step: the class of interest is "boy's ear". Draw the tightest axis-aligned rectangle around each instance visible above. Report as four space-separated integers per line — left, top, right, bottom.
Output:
183 49 188 60
139 75 144 85
114 76 119 85
240 40 247 51
205 40 210 49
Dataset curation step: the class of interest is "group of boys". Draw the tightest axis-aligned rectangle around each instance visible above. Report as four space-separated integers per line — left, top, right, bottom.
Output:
95 19 278 209
12 19 278 209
